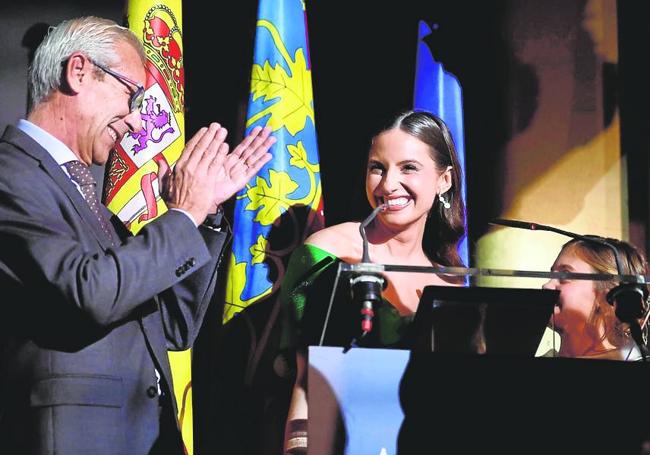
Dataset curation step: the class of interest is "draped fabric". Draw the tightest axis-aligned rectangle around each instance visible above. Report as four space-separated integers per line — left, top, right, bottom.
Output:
224 0 325 323
413 20 469 265
102 1 194 452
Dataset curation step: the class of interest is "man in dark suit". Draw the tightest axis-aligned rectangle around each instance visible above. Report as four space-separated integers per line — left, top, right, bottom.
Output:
0 16 274 454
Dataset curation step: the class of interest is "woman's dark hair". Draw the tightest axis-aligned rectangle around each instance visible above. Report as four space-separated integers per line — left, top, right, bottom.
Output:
375 110 466 267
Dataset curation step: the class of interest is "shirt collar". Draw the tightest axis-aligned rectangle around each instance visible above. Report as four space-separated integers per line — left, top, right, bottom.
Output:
16 119 79 166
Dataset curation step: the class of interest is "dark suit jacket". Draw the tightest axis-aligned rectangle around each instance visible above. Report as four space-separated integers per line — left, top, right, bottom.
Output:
0 126 227 454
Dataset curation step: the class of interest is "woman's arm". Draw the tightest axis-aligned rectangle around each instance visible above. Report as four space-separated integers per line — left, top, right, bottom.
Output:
284 349 308 454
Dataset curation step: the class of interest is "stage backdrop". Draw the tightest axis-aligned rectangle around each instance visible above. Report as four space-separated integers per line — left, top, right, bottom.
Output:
473 0 622 354
224 0 325 322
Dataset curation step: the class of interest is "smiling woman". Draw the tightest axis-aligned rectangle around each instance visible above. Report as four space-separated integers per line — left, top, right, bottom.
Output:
543 237 649 360
278 110 467 454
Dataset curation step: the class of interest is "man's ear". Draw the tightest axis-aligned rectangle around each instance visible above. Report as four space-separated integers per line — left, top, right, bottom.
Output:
438 166 453 194
63 52 92 95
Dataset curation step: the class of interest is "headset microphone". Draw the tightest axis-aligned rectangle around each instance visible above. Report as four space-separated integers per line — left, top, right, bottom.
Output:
491 218 648 358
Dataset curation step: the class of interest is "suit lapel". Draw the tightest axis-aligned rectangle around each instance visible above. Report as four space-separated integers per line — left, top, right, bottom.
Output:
4 127 177 414
2 126 114 250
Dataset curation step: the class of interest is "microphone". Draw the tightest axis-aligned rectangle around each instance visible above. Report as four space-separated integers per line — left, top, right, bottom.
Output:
491 218 647 356
346 205 386 350
360 204 386 263
490 218 625 273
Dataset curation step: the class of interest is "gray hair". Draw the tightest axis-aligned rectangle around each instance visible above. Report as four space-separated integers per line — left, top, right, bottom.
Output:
29 16 145 108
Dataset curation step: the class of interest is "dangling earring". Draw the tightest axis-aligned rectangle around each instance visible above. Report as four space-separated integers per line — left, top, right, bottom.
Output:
439 193 451 209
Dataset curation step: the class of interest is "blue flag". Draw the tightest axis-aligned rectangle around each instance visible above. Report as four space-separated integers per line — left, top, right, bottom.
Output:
224 0 324 322
413 21 469 265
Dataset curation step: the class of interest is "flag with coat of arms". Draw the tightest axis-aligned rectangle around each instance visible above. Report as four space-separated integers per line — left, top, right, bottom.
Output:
102 0 195 452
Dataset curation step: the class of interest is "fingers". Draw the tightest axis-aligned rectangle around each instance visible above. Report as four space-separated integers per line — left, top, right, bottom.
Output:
219 126 275 174
175 123 226 174
243 134 276 168
157 163 173 198
181 123 273 173
239 126 273 163
229 126 273 165
175 125 209 169
209 142 230 174
198 127 228 170
186 123 227 171
231 126 263 158
172 122 276 210
229 149 272 181
244 151 273 178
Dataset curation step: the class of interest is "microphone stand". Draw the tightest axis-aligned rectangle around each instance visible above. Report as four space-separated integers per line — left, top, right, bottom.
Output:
491 219 625 274
343 205 386 353
491 218 647 360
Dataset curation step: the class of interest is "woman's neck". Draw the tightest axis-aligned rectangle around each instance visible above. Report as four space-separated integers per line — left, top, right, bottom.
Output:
559 330 617 358
365 219 430 264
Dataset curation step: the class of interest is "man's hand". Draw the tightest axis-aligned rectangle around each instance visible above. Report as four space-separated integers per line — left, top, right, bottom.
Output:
159 123 275 225
210 125 275 207
160 122 229 225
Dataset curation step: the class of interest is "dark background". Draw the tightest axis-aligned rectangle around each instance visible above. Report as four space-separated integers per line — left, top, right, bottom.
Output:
2 1 648 253
183 0 650 254
2 1 650 454
184 1 512 243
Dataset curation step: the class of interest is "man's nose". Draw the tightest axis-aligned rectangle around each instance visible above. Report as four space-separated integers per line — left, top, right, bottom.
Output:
125 109 143 133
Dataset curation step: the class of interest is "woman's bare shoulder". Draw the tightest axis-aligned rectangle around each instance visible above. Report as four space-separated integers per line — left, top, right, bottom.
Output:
305 222 363 259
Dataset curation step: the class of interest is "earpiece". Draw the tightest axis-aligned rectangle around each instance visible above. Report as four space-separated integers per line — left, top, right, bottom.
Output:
606 282 647 323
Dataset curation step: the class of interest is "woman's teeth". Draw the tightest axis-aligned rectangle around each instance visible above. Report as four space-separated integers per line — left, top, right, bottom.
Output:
385 197 409 208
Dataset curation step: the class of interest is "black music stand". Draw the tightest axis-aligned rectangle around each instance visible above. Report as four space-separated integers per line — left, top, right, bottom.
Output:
411 285 559 355
397 354 650 454
398 287 650 454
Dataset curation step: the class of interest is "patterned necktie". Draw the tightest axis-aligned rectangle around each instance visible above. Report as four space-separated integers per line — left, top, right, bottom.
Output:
63 160 116 245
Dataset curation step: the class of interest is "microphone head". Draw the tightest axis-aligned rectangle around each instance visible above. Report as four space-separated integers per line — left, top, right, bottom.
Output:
489 218 536 230
350 273 386 300
350 273 385 336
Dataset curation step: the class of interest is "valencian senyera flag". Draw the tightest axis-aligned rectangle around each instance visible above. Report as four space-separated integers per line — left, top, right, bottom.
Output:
413 20 469 266
224 0 325 322
101 1 195 453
